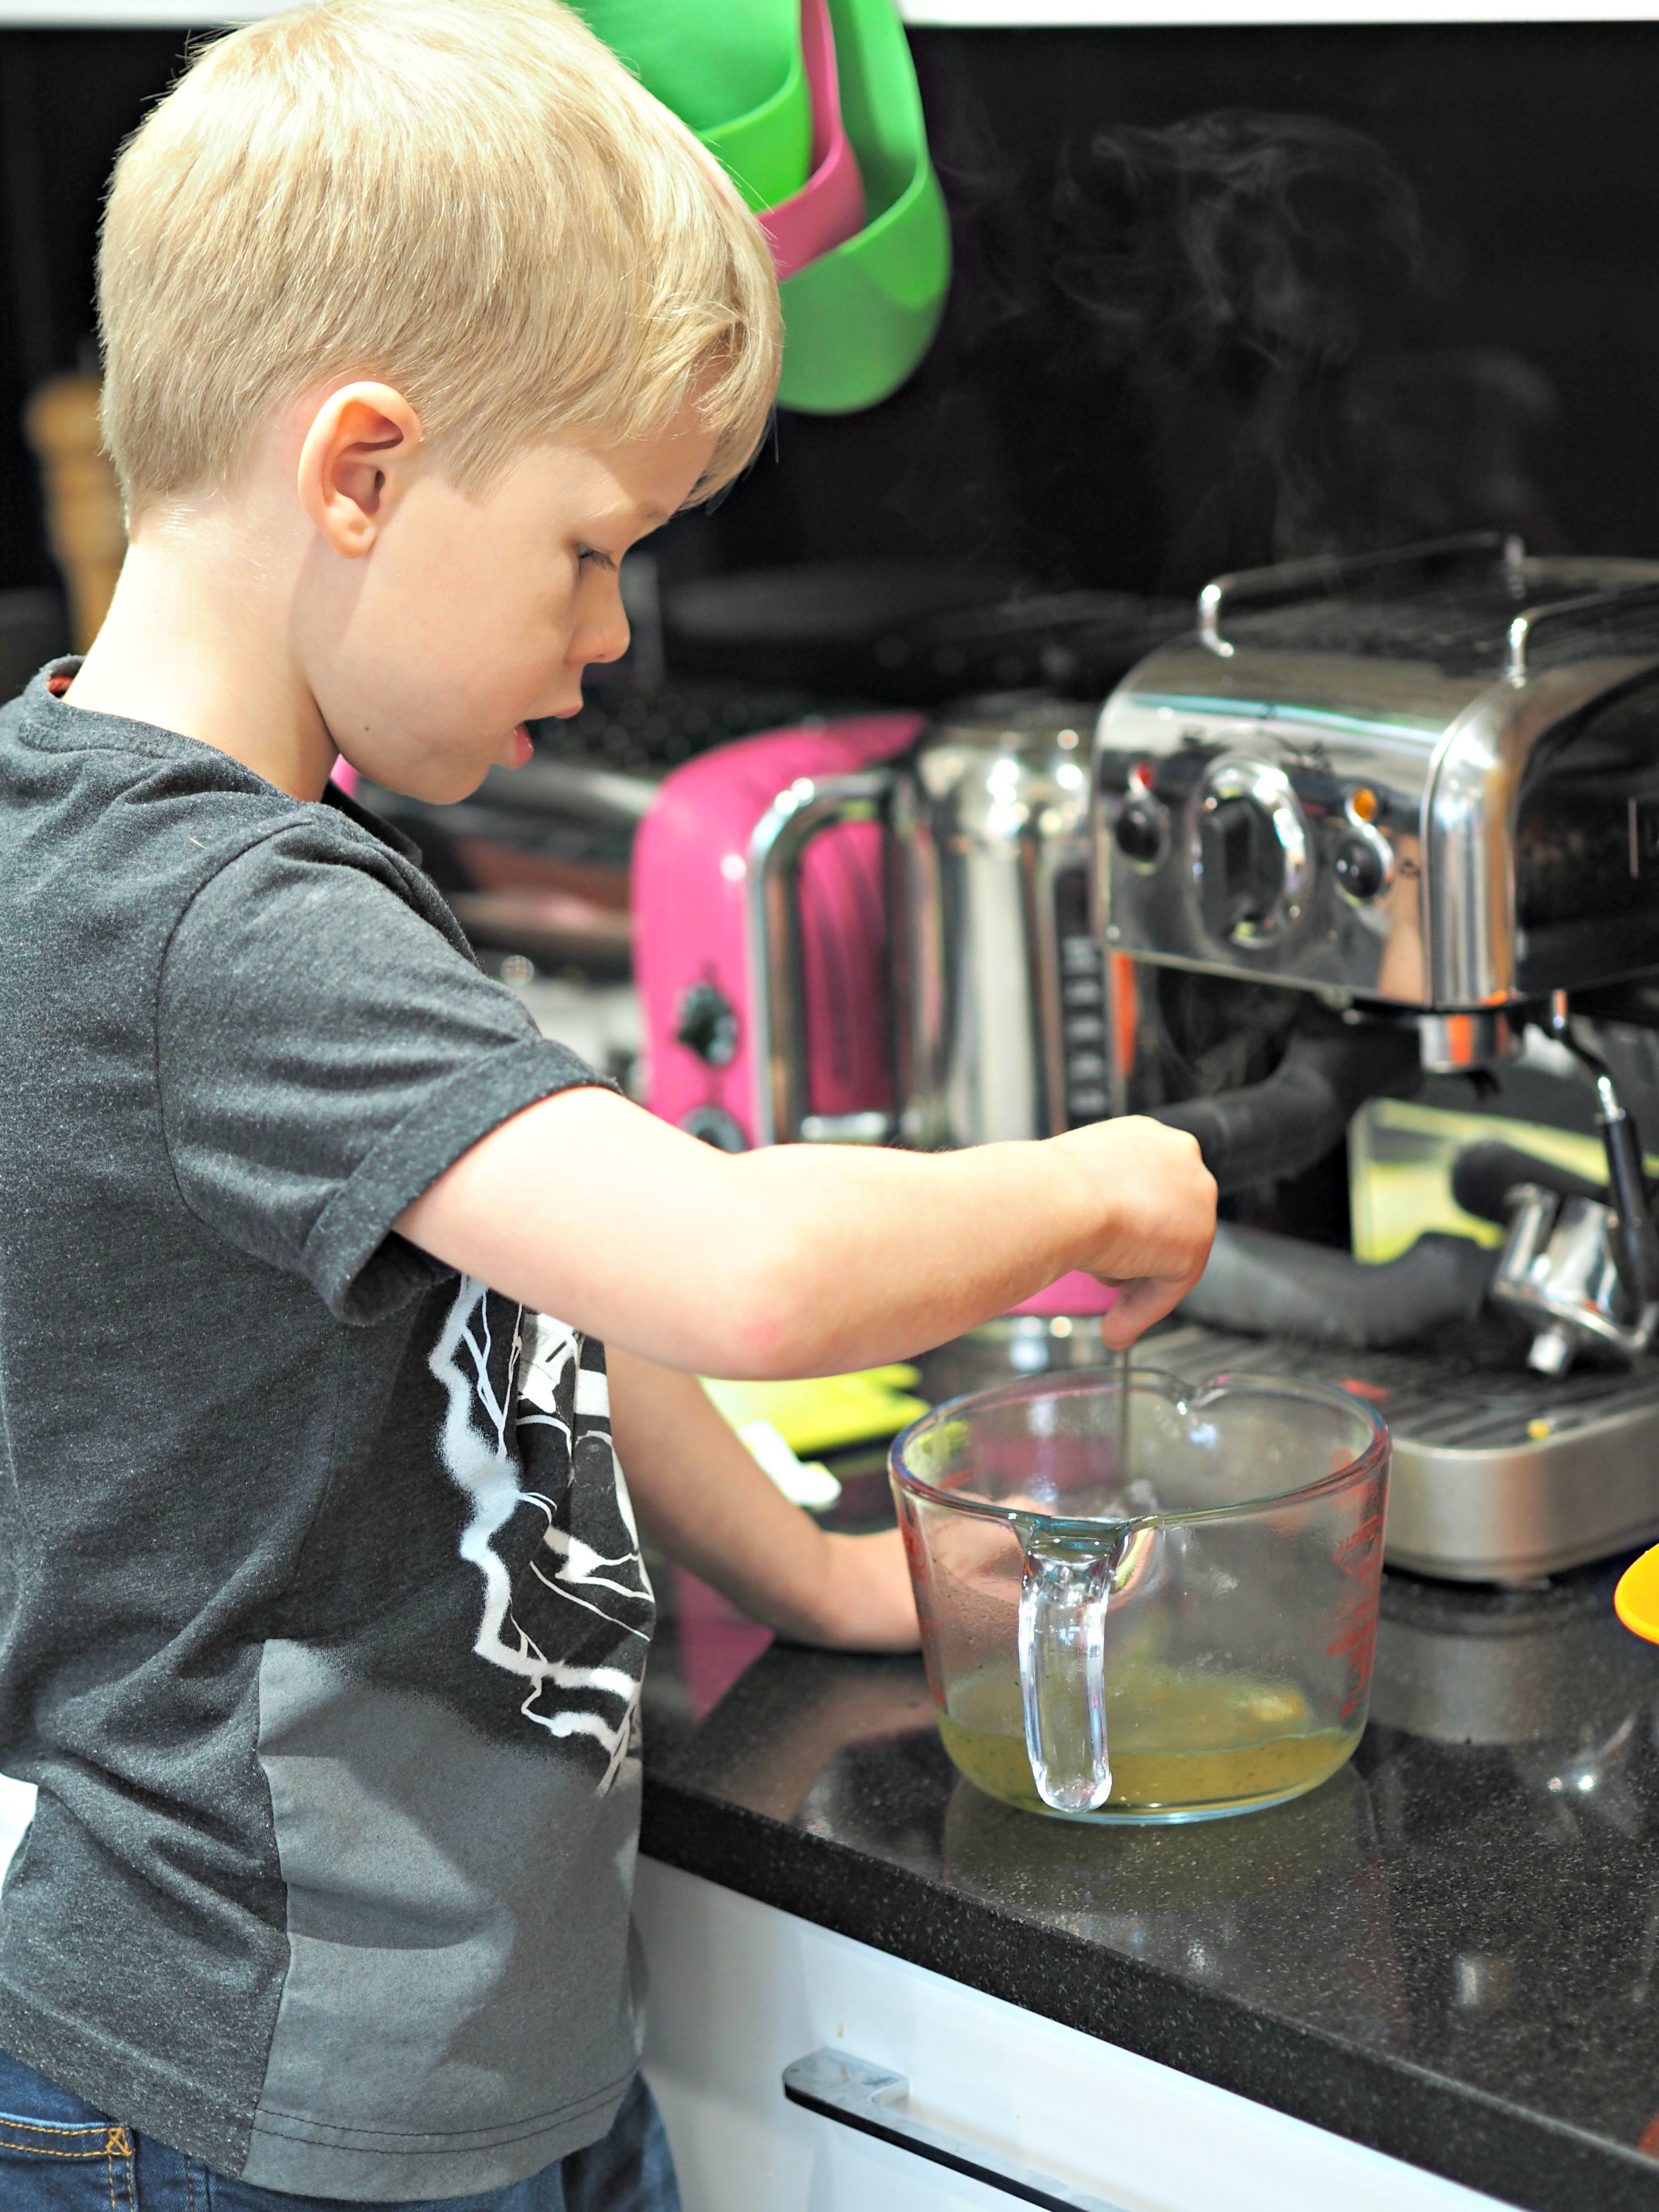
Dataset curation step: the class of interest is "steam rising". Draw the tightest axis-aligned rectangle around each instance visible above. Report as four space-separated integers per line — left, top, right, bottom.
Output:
1051 109 1558 583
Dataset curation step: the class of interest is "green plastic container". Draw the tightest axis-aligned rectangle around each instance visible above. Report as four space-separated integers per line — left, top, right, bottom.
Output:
578 0 810 211
776 0 950 414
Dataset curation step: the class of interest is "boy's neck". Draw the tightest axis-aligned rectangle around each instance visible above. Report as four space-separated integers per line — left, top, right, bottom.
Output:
64 516 337 803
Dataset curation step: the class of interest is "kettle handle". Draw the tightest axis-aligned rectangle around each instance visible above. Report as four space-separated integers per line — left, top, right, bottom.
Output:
747 768 896 1147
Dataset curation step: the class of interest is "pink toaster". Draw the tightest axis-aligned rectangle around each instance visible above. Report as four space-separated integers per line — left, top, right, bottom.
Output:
633 714 921 1155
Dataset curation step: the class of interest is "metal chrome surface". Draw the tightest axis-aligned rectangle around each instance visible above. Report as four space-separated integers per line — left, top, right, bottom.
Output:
748 699 1105 1148
1417 1009 1523 1072
747 769 892 1146
1491 1188 1659 1371
894 699 1100 1147
1199 531 1522 659
1096 549 1659 1010
1507 578 1659 682
1148 1320 1659 1583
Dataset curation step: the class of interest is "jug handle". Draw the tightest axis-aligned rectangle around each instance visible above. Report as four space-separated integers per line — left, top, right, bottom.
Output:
747 769 895 1146
1017 1537 1118 1815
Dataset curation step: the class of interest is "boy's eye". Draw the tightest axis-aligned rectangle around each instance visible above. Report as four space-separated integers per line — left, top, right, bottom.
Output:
576 545 615 572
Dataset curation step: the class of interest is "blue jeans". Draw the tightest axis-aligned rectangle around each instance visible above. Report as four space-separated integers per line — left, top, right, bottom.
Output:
0 2047 680 2210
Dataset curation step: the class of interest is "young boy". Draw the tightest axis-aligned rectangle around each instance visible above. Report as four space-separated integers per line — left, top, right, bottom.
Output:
0 3 1215 2205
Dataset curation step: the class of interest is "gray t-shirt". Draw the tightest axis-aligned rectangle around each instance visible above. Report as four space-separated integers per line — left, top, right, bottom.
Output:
0 668 656 2200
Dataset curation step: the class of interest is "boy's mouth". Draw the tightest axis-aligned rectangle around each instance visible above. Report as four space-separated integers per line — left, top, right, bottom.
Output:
506 723 534 768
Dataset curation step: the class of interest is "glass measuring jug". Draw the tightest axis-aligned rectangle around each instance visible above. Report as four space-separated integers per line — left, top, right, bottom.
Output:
890 1369 1390 1822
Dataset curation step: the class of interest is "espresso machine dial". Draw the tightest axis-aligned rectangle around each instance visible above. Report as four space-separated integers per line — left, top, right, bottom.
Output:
1195 759 1310 946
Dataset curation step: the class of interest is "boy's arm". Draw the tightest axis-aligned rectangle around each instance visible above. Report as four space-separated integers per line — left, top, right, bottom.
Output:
607 1347 918 1651
395 1085 1214 1378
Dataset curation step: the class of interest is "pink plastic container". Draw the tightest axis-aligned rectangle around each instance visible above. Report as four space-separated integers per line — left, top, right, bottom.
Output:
757 0 866 284
1008 1272 1118 1320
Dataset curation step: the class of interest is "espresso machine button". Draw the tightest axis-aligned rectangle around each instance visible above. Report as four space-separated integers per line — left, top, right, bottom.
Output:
1113 797 1168 870
675 980 739 1066
1333 832 1390 904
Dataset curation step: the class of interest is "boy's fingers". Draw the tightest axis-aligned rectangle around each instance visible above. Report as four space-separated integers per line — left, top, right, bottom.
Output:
1098 1271 1201 1348
1099 1282 1158 1348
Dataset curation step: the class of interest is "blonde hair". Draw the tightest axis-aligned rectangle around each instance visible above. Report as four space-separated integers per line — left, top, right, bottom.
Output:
98 0 781 513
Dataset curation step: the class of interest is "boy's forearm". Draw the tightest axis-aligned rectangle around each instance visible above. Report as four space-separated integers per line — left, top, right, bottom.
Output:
397 1086 1098 1375
708 1133 1090 1373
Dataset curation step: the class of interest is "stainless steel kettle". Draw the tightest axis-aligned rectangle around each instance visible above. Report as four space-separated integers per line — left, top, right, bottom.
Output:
748 697 1108 1151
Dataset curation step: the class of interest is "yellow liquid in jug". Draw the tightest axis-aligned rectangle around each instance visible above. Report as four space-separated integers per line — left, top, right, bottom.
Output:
938 1661 1359 1819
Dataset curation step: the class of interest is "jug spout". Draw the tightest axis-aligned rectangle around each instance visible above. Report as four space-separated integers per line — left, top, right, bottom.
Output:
1017 1538 1120 1815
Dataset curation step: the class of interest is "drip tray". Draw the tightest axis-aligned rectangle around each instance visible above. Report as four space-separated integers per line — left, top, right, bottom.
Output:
1141 1321 1659 1585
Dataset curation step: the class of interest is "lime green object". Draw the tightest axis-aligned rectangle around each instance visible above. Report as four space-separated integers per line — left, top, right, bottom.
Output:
776 0 950 413
578 0 810 211
1349 1096 1646 1264
701 1366 928 1458
700 45 811 213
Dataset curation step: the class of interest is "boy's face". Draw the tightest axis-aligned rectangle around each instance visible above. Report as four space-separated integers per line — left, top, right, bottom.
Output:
298 409 717 804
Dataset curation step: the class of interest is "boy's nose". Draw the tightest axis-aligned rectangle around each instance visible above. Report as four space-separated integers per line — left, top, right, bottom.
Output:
581 606 631 667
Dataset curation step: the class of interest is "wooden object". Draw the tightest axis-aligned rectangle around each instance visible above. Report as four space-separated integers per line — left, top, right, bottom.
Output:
23 373 126 651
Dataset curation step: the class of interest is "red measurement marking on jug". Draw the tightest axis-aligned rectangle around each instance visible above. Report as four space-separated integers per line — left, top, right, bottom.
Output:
1333 1508 1386 1576
1329 1506 1385 1716
1330 1598 1381 1719
1339 1378 1390 1404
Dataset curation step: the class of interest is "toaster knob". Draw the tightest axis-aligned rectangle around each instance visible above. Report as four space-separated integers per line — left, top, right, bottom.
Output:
1333 832 1390 904
679 1104 748 1153
675 981 739 1066
1114 797 1168 870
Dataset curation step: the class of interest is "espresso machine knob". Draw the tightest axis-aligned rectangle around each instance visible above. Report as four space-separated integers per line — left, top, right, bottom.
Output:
1195 759 1310 945
1199 795 1281 937
1333 831 1390 904
1113 796 1168 869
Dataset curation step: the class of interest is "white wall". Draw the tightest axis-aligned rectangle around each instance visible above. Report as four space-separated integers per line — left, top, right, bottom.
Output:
0 1776 33 1879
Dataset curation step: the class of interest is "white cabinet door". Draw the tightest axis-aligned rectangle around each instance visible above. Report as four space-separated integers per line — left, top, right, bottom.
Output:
636 1857 1505 2212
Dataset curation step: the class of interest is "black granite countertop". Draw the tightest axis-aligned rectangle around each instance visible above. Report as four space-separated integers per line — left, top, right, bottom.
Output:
639 1455 1659 2212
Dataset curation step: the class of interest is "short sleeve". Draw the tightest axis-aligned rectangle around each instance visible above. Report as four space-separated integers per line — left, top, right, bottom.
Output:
158 832 611 1322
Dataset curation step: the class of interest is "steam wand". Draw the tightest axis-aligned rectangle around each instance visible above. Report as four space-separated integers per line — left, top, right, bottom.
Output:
1546 991 1659 1317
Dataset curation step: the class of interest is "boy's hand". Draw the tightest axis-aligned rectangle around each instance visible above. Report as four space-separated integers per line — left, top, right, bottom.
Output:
810 1530 919 1653
1050 1115 1216 1349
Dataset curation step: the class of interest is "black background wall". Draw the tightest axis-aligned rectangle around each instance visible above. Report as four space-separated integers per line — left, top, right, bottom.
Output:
2 19 1657 608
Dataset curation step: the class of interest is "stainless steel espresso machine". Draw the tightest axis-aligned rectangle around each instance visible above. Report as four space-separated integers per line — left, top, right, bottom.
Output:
1092 532 1659 1583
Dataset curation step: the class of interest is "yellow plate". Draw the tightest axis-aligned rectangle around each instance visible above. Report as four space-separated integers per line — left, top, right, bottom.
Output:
701 1366 926 1457
1615 1545 1659 1641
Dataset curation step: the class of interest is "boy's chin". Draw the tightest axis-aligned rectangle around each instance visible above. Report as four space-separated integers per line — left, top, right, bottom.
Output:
344 726 532 805
353 755 491 807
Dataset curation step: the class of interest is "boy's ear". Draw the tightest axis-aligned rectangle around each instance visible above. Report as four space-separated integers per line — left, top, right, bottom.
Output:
297 383 424 557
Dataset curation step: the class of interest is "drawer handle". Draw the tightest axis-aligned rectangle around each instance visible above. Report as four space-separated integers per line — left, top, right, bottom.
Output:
782 2049 1127 2211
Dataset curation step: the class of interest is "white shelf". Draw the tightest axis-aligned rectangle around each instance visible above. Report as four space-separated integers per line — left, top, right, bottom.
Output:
1 1 1655 24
